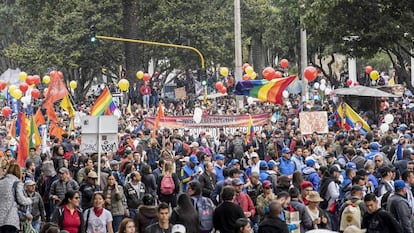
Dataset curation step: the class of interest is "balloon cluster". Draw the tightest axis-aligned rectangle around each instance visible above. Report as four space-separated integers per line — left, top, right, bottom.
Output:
262 67 282 81
380 113 394 133
242 63 257 80
346 79 359 87
215 81 227 94
136 71 151 82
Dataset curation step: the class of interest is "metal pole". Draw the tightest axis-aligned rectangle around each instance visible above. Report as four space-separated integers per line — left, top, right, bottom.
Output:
349 57 357 84
234 0 242 82
97 116 101 186
300 28 308 102
411 49 414 87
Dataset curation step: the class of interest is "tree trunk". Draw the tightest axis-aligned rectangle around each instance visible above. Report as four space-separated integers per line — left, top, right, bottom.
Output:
122 0 140 82
250 35 265 79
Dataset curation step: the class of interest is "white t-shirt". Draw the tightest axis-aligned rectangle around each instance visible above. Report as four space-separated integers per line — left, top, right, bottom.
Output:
84 208 113 233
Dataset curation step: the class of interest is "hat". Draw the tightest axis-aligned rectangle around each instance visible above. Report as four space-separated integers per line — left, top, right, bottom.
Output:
324 153 335 158
143 129 151 135
180 156 190 163
25 180 36 186
308 191 324 202
274 129 282 134
361 139 368 144
172 224 186 233
404 134 412 140
267 160 279 169
190 142 199 148
399 124 408 131
232 178 244 186
189 155 199 164
306 159 316 167
282 147 291 154
251 153 259 158
343 225 366 233
259 160 268 168
301 181 314 190
184 128 190 132
88 171 98 178
329 164 341 173
351 185 363 192
262 180 272 188
58 167 69 174
346 162 357 170
215 154 225 161
110 160 120 166
370 142 381 150
394 179 406 191
380 166 393 177
8 138 17 146
228 159 240 167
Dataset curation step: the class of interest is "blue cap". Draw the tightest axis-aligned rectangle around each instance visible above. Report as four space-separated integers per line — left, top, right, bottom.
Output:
259 160 268 169
346 162 357 170
394 179 406 190
306 159 316 167
282 147 291 154
399 124 408 131
189 155 199 164
404 134 412 140
267 160 279 169
215 154 225 161
228 159 240 167
370 142 381 150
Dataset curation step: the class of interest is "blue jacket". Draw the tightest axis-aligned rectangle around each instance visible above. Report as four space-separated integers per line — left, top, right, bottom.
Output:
214 165 224 182
259 170 269 183
365 150 380 160
279 157 295 176
302 167 320 191
180 164 201 192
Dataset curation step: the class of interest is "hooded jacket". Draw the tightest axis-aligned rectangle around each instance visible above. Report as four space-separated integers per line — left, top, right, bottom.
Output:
302 167 320 191
135 205 158 233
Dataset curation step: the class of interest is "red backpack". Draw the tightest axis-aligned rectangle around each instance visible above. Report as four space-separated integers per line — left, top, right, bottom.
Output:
160 175 175 195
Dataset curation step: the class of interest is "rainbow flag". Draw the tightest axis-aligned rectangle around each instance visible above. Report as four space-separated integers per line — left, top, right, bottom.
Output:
90 87 117 116
336 103 370 134
246 114 254 143
234 75 297 104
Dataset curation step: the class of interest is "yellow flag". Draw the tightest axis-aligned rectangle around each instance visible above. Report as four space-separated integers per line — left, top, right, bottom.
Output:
60 95 75 117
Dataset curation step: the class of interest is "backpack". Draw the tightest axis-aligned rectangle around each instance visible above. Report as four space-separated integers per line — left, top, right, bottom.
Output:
232 138 244 159
339 200 362 231
12 181 29 221
160 175 175 195
375 180 393 197
380 190 393 210
192 196 214 231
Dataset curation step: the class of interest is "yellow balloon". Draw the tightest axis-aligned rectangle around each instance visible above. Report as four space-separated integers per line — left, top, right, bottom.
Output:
43 75 51 84
8 85 17 93
18 72 27 82
370 70 379 81
69 80 77 90
245 66 254 75
136 71 144 80
249 72 257 79
118 79 130 91
12 89 22 99
220 67 229 77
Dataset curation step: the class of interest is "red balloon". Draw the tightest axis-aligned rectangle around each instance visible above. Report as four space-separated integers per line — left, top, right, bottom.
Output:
0 80 6 91
26 75 35 85
346 79 353 86
304 66 317 82
280 59 289 68
354 81 359 86
242 63 250 71
274 71 283 79
32 75 41 85
19 83 29 93
143 73 150 82
220 87 227 94
31 89 40 99
262 67 276 81
50 70 58 79
215 82 224 90
2 106 11 117
242 74 250 80
57 71 63 79
365 66 373 74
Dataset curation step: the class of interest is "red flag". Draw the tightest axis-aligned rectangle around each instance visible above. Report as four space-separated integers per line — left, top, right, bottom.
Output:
34 108 46 126
17 113 29 167
152 103 164 138
45 105 59 122
43 74 69 107
49 122 65 140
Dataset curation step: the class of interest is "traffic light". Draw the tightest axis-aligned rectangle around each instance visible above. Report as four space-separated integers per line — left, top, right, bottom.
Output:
201 80 207 86
89 25 96 43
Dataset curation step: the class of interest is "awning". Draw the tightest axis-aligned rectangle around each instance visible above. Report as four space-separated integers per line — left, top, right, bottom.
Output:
333 86 399 98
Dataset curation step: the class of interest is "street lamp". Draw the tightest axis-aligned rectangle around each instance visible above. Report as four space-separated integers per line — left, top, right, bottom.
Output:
342 35 360 85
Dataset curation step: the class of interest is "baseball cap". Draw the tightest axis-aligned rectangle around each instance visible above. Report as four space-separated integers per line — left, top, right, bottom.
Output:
110 160 120 166
306 159 316 167
259 160 268 168
324 152 335 158
25 180 36 186
282 148 291 154
228 159 240 167
370 142 381 150
346 162 357 170
251 153 259 158
351 185 362 192
262 180 272 188
189 155 199 164
172 224 186 233
267 160 279 169
214 154 225 161
232 178 244 186
394 179 406 191
301 181 313 190
88 171 98 178
329 164 341 174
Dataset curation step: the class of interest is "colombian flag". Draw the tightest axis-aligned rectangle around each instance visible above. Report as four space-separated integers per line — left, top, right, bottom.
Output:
336 103 370 134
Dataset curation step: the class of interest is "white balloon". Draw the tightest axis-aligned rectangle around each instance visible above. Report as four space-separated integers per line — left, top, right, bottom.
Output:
314 82 320 89
384 114 394 124
193 107 203 124
113 108 121 119
282 90 289 98
320 83 326 91
324 87 331 95
380 123 389 133
371 80 376 85
320 79 326 85
247 97 254 105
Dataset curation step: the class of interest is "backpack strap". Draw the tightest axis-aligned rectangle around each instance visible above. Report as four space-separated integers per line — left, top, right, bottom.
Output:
85 208 91 231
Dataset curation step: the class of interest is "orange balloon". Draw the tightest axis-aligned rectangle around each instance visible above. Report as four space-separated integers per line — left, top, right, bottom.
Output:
280 59 289 68
242 63 250 71
215 82 224 90
220 87 227 94
242 74 250 80
274 71 282 79
304 66 317 82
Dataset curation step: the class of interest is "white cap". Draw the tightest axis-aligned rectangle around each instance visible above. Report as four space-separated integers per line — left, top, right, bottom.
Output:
172 224 186 233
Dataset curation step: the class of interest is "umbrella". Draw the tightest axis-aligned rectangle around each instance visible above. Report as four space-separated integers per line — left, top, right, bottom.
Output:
333 86 399 98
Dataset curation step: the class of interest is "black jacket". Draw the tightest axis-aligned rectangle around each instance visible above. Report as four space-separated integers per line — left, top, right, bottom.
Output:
51 206 85 233
362 208 403 233
258 215 289 233
198 171 217 198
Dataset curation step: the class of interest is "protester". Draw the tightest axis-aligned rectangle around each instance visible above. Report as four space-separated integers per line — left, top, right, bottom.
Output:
83 192 113 233
51 190 84 233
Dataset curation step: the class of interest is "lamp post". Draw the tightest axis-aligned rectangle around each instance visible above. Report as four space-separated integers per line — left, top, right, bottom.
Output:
300 2 308 102
342 35 360 85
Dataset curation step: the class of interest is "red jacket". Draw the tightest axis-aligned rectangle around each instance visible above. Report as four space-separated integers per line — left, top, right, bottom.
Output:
234 192 256 217
140 85 151 95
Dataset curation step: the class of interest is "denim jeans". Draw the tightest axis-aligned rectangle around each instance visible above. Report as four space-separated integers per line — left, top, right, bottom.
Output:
32 219 41 232
143 94 150 107
129 208 138 220
112 215 123 233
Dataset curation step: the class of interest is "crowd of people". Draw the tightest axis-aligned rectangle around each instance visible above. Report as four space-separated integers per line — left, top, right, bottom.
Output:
0 83 414 233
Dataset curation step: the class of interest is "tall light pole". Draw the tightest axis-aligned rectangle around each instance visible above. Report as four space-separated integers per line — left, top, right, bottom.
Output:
343 35 360 84
234 0 243 108
300 16 308 102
